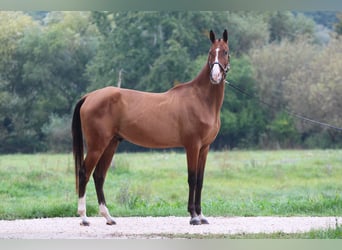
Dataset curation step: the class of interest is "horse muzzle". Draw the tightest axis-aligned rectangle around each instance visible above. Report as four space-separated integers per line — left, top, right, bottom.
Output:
209 62 229 84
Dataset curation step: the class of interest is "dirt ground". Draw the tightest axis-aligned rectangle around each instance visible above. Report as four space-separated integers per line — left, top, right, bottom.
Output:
0 216 340 239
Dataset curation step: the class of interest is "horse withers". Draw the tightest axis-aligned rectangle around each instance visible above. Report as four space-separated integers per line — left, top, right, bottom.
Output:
72 29 230 226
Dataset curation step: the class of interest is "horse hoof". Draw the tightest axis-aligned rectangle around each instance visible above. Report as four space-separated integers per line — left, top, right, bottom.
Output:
200 218 209 224
80 220 90 226
106 220 116 225
189 217 201 225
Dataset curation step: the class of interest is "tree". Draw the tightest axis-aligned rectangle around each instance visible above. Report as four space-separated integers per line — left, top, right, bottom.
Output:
214 55 267 149
249 37 318 117
18 12 98 114
0 11 98 153
284 37 342 147
226 11 269 55
139 39 192 92
87 11 270 93
86 11 169 91
0 12 41 152
268 11 315 43
334 12 342 35
1 11 337 152
249 37 319 147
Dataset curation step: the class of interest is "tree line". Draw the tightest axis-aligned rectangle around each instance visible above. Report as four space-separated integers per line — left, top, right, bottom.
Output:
0 11 341 153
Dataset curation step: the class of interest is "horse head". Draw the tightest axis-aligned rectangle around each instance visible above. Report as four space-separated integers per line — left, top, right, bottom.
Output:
208 29 230 84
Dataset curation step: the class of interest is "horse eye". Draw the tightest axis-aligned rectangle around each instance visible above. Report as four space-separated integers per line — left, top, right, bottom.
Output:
224 51 228 56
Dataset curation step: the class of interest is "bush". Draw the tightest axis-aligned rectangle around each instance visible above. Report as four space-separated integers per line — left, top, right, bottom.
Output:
266 112 299 148
42 114 71 152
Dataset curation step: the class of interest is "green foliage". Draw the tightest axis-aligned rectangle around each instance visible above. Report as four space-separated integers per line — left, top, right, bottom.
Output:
139 38 192 92
266 112 299 148
249 37 318 117
86 11 270 92
303 11 338 29
268 11 315 43
216 55 266 149
227 12 269 54
303 132 341 149
0 11 341 152
334 12 342 35
0 12 98 153
41 114 72 153
87 11 218 91
283 37 342 146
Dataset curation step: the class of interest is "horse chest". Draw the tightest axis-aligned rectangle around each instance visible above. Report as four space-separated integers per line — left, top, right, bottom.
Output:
202 117 221 143
188 110 220 144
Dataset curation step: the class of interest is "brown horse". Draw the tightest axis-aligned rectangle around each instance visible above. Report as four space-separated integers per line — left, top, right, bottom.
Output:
72 30 230 226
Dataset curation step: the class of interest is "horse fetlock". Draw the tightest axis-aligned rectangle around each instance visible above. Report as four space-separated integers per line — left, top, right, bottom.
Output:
99 204 116 225
189 213 209 225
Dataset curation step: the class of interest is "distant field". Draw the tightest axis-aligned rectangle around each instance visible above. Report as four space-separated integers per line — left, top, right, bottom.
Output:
0 150 341 220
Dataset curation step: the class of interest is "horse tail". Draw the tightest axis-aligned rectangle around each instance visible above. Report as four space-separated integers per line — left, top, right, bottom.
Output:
72 97 86 194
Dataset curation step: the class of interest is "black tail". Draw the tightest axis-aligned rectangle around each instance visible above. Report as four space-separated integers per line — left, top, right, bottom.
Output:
72 97 86 193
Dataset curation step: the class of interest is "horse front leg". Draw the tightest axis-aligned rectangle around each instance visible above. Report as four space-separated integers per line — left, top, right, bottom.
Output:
186 146 201 225
195 145 210 224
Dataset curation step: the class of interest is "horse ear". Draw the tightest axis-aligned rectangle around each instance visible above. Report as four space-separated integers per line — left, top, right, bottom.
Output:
209 30 216 43
223 29 228 43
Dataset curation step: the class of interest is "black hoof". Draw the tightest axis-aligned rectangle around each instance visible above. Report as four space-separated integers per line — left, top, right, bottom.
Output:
190 217 201 225
80 220 90 226
200 218 209 224
106 220 116 225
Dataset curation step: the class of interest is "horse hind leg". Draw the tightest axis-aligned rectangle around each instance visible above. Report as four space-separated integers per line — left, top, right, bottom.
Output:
93 138 119 225
78 151 101 226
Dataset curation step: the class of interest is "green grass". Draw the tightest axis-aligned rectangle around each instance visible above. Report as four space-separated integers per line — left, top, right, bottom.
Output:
152 226 342 239
0 150 342 222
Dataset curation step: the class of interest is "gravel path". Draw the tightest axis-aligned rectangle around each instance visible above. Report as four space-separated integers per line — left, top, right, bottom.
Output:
0 216 340 239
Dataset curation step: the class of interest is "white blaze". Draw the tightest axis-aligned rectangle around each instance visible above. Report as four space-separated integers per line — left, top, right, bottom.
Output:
211 48 222 84
215 48 219 62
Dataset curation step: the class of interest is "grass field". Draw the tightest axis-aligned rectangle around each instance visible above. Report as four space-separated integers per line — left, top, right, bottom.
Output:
0 150 341 238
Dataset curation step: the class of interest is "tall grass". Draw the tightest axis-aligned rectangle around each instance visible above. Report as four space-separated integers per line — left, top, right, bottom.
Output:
0 150 341 220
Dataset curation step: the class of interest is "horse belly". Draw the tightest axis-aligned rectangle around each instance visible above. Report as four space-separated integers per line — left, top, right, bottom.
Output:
113 90 183 148
119 114 182 149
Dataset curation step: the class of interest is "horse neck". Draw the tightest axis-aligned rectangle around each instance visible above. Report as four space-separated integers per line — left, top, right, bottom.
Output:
192 63 225 114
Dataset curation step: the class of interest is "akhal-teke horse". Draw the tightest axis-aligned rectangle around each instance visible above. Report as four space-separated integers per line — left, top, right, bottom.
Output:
72 29 230 226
